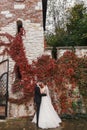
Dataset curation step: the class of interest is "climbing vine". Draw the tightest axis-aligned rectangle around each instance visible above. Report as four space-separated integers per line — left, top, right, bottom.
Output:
0 30 87 114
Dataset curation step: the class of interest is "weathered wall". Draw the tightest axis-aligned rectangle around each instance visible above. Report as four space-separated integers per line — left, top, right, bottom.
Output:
44 46 87 58
0 0 87 119
0 0 44 118
0 0 44 62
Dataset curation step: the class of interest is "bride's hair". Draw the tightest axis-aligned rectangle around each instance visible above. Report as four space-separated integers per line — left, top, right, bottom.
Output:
43 81 47 86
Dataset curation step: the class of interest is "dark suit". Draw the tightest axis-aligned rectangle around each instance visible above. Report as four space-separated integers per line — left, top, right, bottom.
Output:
34 85 46 127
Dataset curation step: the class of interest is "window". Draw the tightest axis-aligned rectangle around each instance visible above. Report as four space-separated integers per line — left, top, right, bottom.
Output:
42 0 48 31
16 20 23 34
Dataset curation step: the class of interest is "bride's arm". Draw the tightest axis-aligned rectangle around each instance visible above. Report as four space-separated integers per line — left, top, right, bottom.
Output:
40 88 47 96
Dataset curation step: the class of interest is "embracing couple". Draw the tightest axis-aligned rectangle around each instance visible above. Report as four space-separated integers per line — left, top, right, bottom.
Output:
32 81 62 129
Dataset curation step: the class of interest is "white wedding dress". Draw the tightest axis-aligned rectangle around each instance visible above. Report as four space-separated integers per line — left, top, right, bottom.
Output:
32 85 62 129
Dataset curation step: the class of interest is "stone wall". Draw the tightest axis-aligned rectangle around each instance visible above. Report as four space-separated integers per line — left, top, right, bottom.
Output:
44 46 87 58
0 0 44 62
0 0 44 118
0 0 87 119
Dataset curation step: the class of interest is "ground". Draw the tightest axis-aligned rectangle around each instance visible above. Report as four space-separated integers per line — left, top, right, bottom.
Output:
0 117 87 130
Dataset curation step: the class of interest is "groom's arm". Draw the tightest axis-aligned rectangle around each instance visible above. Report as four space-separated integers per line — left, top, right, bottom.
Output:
41 93 46 96
35 86 46 97
36 87 46 96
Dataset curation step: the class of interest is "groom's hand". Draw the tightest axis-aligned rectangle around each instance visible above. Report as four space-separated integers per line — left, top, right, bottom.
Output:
41 93 47 96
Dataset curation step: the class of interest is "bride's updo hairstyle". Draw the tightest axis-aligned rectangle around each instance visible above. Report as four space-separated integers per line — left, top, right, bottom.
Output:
43 81 47 86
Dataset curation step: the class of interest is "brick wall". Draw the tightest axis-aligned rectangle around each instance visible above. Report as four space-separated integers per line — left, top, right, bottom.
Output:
0 0 43 26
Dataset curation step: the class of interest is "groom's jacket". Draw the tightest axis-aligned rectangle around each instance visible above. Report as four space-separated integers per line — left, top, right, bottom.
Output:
34 85 46 104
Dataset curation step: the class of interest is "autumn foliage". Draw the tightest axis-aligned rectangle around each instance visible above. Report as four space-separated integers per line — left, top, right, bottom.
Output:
0 31 87 114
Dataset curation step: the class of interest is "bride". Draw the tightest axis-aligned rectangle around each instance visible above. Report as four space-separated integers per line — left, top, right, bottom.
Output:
32 82 62 129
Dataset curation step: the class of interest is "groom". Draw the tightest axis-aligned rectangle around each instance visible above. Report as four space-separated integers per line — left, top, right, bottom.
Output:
34 82 46 127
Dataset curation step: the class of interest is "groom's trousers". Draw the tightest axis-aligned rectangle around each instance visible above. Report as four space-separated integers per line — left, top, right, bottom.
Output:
36 103 40 127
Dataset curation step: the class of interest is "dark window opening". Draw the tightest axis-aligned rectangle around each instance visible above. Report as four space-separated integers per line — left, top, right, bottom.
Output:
42 0 48 31
16 20 23 34
52 47 57 60
15 64 22 80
